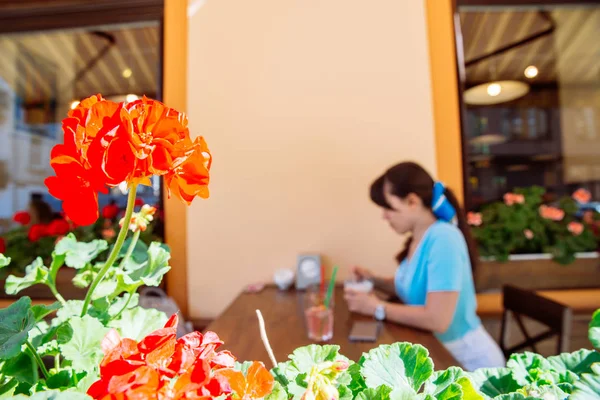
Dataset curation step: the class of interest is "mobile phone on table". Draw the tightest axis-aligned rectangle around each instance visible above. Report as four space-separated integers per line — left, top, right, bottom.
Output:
348 321 381 342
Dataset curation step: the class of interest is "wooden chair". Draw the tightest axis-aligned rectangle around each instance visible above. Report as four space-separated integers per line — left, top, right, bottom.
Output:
499 285 572 358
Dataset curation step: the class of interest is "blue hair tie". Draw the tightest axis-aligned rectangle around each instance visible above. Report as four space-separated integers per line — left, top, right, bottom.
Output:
432 182 456 222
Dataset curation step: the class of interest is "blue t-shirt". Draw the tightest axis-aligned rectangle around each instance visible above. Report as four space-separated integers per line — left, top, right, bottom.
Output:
394 221 481 343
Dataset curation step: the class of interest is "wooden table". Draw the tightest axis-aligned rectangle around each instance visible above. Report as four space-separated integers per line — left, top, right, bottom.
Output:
205 286 459 369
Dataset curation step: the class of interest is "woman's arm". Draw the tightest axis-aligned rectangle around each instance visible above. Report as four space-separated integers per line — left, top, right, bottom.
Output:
344 290 459 333
383 291 458 333
372 276 396 296
353 266 396 296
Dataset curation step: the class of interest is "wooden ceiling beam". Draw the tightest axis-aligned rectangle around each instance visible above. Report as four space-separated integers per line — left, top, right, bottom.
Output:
0 0 164 33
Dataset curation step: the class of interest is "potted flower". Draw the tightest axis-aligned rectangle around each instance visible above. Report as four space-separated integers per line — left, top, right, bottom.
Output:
468 186 600 292
0 94 599 399
0 205 163 300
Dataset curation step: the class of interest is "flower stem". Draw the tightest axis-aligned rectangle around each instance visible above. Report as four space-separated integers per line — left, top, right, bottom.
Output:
81 184 137 317
118 230 140 270
48 283 66 305
55 354 60 371
25 341 49 380
112 291 135 320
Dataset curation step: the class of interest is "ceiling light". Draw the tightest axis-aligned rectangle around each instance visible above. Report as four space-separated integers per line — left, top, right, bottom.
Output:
122 68 133 78
524 65 538 79
469 133 507 146
464 80 530 105
125 94 139 103
487 83 501 97
70 101 80 110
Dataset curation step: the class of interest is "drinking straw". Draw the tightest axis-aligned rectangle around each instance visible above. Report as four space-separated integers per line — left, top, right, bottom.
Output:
324 266 338 309
320 264 325 297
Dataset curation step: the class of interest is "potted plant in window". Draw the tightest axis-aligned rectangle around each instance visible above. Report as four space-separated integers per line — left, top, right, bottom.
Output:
468 186 600 292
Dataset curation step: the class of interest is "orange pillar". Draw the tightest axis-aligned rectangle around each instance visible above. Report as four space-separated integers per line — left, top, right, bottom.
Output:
163 0 189 316
425 0 464 205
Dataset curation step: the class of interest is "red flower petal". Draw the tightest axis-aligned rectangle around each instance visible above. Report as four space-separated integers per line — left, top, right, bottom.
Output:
28 224 48 242
13 211 31 225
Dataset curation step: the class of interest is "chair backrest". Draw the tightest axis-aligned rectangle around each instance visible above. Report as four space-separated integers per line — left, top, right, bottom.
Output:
499 285 572 358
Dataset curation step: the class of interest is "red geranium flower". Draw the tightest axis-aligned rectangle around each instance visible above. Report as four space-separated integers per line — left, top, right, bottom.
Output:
102 203 120 220
88 314 241 400
0 238 5 254
47 219 70 236
28 224 48 242
46 94 212 226
13 211 31 225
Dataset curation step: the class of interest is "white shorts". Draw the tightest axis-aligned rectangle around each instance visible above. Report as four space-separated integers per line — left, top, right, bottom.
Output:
443 325 506 371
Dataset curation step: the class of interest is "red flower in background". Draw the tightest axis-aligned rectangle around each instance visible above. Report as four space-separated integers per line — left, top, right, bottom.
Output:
102 203 120 220
503 193 525 206
539 205 565 221
134 198 144 207
568 221 584 236
87 314 251 400
47 219 70 236
467 212 482 227
45 94 212 227
573 188 591 204
28 224 48 242
13 211 31 225
0 238 5 253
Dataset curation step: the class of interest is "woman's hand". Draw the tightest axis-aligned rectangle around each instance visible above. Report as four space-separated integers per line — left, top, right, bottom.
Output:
343 288 380 316
352 266 375 281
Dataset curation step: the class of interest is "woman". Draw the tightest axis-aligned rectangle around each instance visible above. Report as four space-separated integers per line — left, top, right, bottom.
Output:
344 161 504 371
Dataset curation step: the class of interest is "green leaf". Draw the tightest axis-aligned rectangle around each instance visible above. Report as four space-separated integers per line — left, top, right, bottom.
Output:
506 352 556 386
361 343 433 393
590 309 600 349
0 297 35 359
388 389 424 400
5 258 49 295
455 377 484 400
1 353 36 384
54 301 84 325
265 381 289 400
467 368 521 398
108 307 167 341
288 345 343 372
108 293 139 317
547 349 600 376
8 390 92 399
119 238 149 263
56 323 74 345
0 254 10 268
76 370 99 394
0 378 18 398
59 315 109 372
31 302 61 322
423 367 465 400
55 234 108 269
38 339 59 357
92 281 117 300
348 362 367 396
49 253 66 281
571 362 600 400
493 394 537 400
124 242 171 286
339 384 353 400
46 369 87 390
71 270 95 289
356 385 393 400
518 384 568 400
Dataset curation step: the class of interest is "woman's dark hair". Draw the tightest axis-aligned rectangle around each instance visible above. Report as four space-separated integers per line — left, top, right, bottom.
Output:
370 161 478 273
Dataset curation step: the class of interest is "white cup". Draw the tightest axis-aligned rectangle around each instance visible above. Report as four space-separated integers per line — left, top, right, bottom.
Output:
274 268 295 291
343 279 374 293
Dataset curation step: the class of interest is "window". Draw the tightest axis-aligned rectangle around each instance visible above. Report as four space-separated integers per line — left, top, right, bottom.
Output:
455 2 600 210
